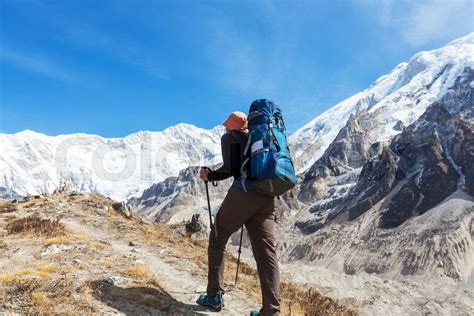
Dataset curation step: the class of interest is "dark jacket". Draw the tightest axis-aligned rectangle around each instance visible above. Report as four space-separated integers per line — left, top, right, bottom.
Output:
208 130 248 181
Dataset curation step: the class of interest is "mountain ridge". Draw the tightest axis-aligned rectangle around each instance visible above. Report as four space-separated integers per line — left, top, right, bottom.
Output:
0 124 225 201
290 32 474 172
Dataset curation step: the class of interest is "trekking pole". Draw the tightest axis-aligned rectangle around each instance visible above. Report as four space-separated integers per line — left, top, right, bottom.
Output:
202 170 223 306
234 226 244 286
204 180 218 238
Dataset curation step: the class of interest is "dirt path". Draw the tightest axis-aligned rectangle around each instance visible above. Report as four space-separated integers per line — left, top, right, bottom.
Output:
1 193 356 315
63 218 259 315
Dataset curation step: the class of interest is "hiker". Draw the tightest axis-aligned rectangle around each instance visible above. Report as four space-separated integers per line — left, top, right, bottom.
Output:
197 111 281 316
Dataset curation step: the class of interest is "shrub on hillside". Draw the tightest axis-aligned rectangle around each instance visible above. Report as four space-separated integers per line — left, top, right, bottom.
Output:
6 215 66 236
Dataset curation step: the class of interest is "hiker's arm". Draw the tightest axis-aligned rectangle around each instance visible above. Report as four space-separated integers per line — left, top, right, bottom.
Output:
207 134 232 181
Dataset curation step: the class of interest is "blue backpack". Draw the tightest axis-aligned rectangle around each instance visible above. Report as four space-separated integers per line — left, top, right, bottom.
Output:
238 99 297 196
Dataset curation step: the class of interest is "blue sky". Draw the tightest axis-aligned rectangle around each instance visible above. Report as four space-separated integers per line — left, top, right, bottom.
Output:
1 0 472 137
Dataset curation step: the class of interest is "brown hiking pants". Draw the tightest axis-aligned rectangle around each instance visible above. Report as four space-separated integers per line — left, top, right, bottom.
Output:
207 187 280 316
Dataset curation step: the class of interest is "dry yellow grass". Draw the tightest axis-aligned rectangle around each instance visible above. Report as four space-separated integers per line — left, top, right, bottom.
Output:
71 295 97 314
0 265 77 315
36 264 58 273
88 279 167 311
0 268 35 283
45 236 72 245
100 260 114 268
31 291 50 304
89 240 111 250
30 291 54 314
0 264 64 283
122 266 152 280
33 270 50 279
35 264 65 278
0 196 122 314
76 281 94 295
146 277 162 289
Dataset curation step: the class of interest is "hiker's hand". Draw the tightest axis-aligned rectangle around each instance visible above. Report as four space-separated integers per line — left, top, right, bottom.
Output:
199 168 210 181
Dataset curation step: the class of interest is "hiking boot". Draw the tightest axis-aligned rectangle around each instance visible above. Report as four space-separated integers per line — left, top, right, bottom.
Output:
196 293 224 311
249 309 261 316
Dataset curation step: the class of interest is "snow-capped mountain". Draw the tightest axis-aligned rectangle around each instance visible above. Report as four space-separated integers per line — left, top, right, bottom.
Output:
297 33 473 214
0 124 224 201
290 33 474 173
278 34 474 286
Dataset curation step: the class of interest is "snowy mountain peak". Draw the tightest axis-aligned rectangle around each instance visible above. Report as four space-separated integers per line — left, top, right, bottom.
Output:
163 122 201 133
290 33 474 173
9 129 55 140
162 123 224 139
12 129 38 136
446 31 474 46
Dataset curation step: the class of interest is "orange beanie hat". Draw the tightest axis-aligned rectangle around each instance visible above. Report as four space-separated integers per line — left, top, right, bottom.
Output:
223 111 248 130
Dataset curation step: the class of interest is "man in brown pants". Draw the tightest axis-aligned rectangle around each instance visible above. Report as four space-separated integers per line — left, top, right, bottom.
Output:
197 111 280 316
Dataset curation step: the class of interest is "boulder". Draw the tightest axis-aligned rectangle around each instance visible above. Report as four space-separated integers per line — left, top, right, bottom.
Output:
185 213 208 240
112 202 132 218
185 213 206 234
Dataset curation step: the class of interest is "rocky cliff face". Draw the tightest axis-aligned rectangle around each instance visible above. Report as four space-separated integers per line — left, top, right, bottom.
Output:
343 103 472 226
298 109 382 203
381 105 472 226
287 35 474 250
281 103 474 282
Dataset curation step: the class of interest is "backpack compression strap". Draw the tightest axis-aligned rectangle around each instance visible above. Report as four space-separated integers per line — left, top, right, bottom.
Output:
240 132 251 192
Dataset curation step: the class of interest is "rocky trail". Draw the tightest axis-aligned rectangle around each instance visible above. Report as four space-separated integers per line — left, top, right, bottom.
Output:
63 217 258 315
0 192 355 315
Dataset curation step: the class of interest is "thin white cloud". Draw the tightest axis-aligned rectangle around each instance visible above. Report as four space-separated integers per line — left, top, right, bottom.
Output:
401 0 474 45
359 0 474 46
0 48 72 81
